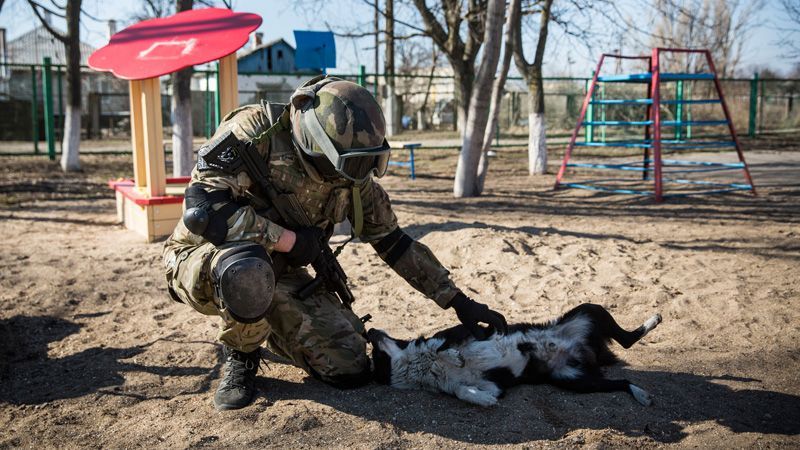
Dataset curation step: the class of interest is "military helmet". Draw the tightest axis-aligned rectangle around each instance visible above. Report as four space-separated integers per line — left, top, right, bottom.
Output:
289 76 391 183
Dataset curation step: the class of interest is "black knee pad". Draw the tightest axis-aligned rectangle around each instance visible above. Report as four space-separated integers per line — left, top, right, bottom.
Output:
212 245 275 324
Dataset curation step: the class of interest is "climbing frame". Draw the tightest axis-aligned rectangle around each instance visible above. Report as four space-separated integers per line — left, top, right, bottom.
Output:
555 48 756 202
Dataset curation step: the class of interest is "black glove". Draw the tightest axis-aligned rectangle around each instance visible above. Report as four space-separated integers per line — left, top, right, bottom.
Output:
449 292 508 339
284 227 324 267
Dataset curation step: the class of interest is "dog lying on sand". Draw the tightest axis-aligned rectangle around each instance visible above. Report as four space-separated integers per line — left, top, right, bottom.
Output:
367 303 662 407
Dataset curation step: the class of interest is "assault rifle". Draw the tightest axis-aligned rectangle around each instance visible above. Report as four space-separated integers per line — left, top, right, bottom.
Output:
199 130 355 309
297 234 355 308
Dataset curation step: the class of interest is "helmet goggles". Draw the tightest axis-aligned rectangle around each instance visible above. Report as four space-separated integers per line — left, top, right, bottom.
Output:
291 77 392 183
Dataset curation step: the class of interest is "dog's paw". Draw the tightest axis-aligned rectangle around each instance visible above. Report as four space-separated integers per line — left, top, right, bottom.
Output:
629 384 653 406
455 385 499 407
643 314 662 333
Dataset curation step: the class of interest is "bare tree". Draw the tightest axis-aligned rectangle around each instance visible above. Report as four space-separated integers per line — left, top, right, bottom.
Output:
27 0 82 171
171 0 194 176
395 38 440 130
647 0 764 77
512 0 554 175
411 0 487 133
476 0 520 192
453 0 505 197
778 0 800 61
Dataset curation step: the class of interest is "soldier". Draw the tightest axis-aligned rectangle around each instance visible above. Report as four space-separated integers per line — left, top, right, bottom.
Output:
163 76 507 410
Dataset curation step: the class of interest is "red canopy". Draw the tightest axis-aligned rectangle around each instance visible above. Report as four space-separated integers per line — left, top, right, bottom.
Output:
88 8 261 80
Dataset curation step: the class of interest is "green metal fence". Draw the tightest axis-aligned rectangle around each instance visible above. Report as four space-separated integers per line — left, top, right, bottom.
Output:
1 60 798 156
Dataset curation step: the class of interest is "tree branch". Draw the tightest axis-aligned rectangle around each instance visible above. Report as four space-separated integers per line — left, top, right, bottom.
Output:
360 0 428 34
27 0 67 42
410 0 451 49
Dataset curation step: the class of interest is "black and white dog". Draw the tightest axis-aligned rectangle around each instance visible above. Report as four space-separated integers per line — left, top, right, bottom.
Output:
367 303 661 407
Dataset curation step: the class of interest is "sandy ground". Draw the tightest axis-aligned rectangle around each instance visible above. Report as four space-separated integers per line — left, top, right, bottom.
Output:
0 139 799 449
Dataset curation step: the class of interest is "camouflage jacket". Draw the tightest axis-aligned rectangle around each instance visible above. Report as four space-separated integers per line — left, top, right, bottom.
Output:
164 102 461 308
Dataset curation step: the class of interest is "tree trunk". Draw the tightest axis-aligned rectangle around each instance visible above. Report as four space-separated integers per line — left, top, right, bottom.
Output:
527 72 547 175
171 0 193 176
511 0 552 176
453 0 505 198
477 0 520 193
60 0 82 172
171 72 193 176
383 0 399 136
453 67 473 135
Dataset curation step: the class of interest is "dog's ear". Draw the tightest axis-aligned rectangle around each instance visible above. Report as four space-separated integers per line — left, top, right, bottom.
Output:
376 338 404 360
437 348 465 368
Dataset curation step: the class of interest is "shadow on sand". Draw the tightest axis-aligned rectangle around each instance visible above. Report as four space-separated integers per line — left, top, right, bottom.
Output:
0 315 220 404
1 316 797 444
253 364 799 445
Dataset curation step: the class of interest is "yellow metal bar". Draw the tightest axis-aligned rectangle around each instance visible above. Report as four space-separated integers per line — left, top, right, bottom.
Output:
140 77 166 197
128 80 147 190
217 53 239 119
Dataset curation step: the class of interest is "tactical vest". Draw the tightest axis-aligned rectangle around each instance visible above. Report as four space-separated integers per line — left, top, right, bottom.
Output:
252 102 359 235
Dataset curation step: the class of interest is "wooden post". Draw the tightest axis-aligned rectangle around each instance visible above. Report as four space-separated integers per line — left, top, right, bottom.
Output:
217 53 238 121
140 77 166 197
128 80 148 190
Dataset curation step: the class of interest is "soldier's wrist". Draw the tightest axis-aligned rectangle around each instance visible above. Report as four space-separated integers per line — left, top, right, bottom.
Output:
274 229 296 253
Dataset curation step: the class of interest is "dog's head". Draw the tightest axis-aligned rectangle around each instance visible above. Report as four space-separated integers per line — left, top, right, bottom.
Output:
368 328 452 390
367 328 410 385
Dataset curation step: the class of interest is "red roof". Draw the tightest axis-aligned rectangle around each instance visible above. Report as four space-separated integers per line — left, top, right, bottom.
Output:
88 8 261 80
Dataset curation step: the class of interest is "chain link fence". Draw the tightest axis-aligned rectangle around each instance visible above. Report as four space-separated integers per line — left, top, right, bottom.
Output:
1 61 798 154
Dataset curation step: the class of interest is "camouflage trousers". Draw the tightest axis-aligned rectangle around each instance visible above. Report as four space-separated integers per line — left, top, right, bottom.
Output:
163 241 370 383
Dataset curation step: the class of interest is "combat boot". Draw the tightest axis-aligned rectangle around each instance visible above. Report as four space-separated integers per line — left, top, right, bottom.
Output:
214 346 260 410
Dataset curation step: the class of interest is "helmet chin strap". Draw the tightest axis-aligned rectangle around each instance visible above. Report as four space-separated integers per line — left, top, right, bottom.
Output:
351 183 364 238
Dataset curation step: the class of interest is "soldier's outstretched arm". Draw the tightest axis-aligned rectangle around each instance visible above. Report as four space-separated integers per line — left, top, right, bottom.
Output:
356 180 507 337
354 180 460 308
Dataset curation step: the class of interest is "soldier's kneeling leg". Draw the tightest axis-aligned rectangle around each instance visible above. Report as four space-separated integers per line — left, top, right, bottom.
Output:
264 269 371 389
212 244 276 324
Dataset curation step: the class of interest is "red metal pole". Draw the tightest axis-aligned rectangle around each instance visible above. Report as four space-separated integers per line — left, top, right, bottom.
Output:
555 54 607 188
650 48 664 202
704 50 757 195
643 55 653 181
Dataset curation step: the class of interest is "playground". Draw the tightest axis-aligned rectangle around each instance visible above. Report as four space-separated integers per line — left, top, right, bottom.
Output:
1 134 799 447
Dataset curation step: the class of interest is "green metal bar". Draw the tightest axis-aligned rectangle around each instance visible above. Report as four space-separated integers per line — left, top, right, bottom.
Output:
30 65 39 154
205 71 212 138
675 80 684 140
57 66 63 145
686 82 693 139
358 65 366 87
585 72 594 143
758 77 765 132
215 62 221 125
600 83 606 142
42 57 56 160
748 72 758 137
373 73 378 98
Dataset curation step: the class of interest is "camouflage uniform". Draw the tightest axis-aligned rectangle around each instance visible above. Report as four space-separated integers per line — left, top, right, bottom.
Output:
163 92 460 384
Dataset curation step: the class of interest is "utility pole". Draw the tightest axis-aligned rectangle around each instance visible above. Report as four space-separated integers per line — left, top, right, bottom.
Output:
373 0 380 98
384 0 397 136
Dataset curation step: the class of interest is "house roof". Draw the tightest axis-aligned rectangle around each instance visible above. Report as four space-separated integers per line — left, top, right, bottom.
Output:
6 25 95 66
237 38 293 60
